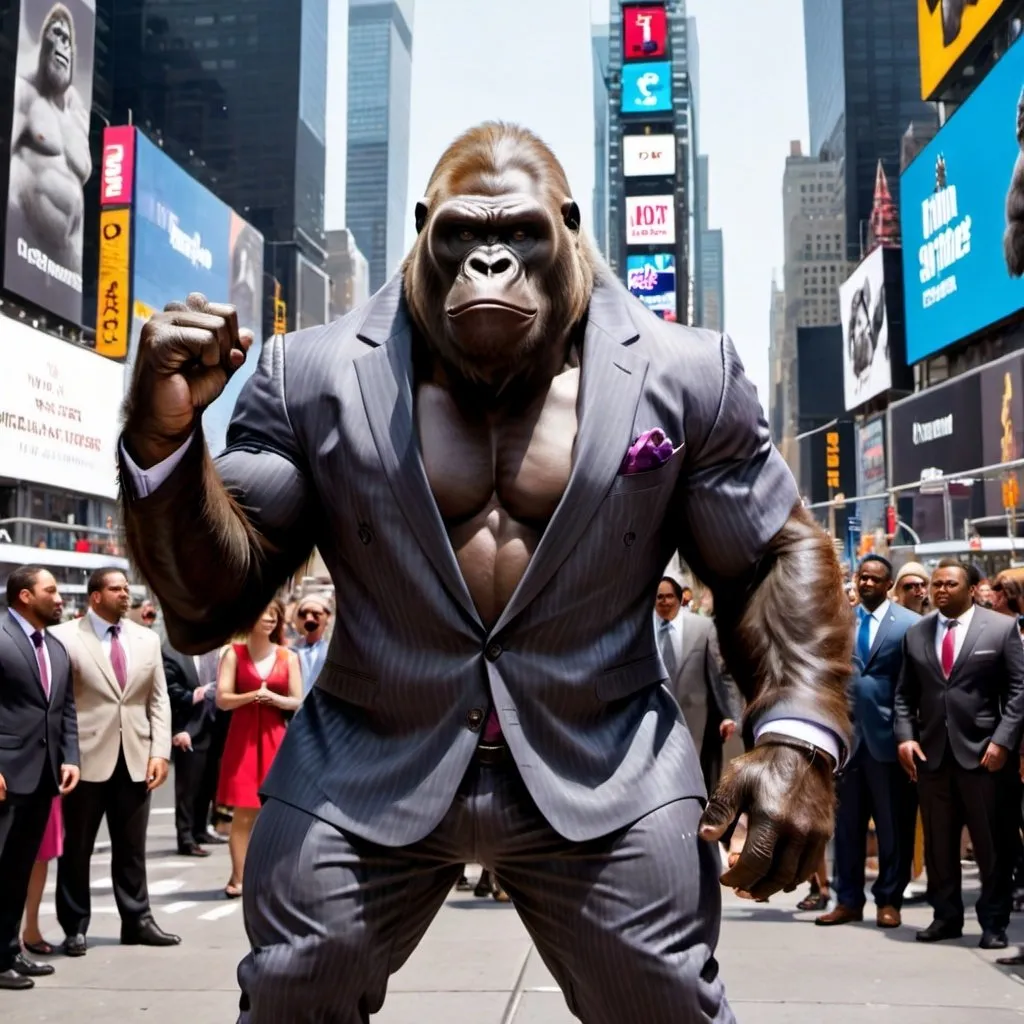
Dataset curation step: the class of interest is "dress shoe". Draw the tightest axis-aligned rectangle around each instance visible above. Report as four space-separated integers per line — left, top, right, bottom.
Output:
121 918 181 947
177 843 211 858
195 830 228 846
62 934 87 957
0 968 34 990
981 929 1009 950
12 953 54 977
815 905 863 926
916 920 963 943
876 906 901 929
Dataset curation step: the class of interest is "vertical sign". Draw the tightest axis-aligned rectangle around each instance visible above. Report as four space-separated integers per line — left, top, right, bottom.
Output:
826 431 841 489
95 208 131 359
5 0 98 325
100 124 137 206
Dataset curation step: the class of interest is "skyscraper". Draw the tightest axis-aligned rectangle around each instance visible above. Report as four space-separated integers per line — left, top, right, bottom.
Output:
346 0 414 293
591 22 611 259
803 0 937 262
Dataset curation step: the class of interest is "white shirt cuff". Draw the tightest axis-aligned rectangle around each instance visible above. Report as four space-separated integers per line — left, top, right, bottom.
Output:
119 434 194 498
753 718 844 768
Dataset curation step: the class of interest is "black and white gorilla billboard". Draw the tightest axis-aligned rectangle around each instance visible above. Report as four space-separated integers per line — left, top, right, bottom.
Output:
5 0 96 325
841 247 892 411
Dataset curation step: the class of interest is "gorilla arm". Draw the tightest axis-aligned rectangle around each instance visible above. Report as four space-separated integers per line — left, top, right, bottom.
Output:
676 334 853 900
120 336 316 655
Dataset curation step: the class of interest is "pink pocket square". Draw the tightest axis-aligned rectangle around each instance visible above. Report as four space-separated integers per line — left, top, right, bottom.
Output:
620 428 679 475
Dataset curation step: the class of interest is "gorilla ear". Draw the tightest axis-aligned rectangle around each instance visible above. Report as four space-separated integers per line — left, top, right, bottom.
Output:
415 201 429 235
561 200 581 234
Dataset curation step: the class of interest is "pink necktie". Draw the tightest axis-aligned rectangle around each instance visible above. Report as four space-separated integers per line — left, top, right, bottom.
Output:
109 625 128 691
941 619 957 678
31 630 50 698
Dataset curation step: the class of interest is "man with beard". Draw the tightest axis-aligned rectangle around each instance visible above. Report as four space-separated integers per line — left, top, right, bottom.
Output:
8 4 92 281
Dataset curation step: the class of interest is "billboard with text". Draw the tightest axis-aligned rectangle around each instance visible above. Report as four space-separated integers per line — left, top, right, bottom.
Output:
622 5 667 60
626 253 677 321
623 134 676 177
620 61 672 115
625 195 675 245
4 0 97 325
918 0 1006 100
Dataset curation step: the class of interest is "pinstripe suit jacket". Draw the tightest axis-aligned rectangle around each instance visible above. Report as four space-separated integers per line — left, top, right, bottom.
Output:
149 273 804 846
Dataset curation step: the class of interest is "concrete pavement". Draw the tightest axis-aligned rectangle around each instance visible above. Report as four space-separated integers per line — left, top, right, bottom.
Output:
4 790 1024 1022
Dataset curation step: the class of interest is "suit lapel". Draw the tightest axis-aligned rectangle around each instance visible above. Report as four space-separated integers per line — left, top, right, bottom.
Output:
864 606 894 669
122 625 146 697
3 614 46 703
353 279 483 631
924 615 944 681
493 279 645 634
78 616 123 699
950 610 985 681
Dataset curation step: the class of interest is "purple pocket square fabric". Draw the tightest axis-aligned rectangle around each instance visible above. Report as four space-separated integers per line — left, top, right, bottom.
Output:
621 428 676 475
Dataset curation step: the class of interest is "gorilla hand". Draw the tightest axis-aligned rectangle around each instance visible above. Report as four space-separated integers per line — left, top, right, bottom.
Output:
124 292 252 468
698 738 835 901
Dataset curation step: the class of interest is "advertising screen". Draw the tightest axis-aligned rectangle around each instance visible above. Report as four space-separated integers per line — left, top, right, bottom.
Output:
100 124 136 207
623 134 676 177
626 254 677 321
918 0 1006 100
625 194 675 245
0 317 123 498
620 61 672 115
622 5 667 60
980 352 1024 516
130 132 264 455
4 0 97 325
856 416 888 531
841 248 892 410
901 33 1024 364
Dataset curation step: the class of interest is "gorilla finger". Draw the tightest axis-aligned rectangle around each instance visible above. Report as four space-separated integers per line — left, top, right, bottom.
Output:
237 328 255 353
774 838 807 894
185 292 211 312
205 301 241 346
156 327 223 368
163 301 189 313
719 818 778 892
699 797 739 843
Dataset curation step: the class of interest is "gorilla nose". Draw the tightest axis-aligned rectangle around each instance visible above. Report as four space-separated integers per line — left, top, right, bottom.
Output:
468 255 514 279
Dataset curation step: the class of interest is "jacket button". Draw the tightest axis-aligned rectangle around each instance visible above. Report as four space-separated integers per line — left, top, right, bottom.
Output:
485 642 503 662
357 523 374 545
466 708 485 729
623 531 636 547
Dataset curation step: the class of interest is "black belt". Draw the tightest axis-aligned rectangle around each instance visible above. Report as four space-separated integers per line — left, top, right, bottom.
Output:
474 741 511 766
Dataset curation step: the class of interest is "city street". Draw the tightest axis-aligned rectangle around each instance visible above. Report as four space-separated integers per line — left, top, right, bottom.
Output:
3 782 1024 1022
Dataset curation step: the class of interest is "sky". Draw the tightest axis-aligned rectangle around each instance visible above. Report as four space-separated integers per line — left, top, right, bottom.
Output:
326 0 811 402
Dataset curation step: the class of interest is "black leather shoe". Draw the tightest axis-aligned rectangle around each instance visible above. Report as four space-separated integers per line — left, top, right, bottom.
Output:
195 830 228 846
12 953 54 977
177 843 211 858
981 929 1009 950
0 968 33 990
916 920 963 943
62 934 87 957
121 918 181 947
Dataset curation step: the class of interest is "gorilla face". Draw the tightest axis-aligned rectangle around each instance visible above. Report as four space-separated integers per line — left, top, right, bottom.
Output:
41 12 73 94
405 123 594 384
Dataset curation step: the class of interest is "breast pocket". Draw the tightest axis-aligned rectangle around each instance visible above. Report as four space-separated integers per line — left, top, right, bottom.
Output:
605 445 685 497
316 659 379 708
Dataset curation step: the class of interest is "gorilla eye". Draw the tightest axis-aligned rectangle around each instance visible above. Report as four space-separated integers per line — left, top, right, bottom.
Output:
510 229 528 242
457 229 476 242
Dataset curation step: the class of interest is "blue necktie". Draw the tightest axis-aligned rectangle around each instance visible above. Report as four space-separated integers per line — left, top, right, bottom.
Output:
857 608 872 665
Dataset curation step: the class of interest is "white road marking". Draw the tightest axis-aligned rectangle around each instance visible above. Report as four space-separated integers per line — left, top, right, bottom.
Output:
90 876 113 889
149 878 187 896
162 901 200 914
197 903 240 921
150 807 175 815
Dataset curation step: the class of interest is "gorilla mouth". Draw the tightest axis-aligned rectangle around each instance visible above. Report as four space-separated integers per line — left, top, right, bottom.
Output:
52 53 69 69
446 299 537 320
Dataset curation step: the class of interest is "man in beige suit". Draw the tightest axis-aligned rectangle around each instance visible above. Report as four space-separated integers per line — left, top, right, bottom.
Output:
52 567 179 956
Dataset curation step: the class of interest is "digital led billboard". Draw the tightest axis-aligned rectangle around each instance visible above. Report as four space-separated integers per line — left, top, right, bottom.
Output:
129 131 264 455
900 33 1024 364
622 5 667 60
623 134 676 177
625 195 675 245
620 61 672 115
626 254 677 321
918 0 1007 100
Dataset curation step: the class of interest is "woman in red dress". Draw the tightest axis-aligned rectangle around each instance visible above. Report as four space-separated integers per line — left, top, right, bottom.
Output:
215 599 301 897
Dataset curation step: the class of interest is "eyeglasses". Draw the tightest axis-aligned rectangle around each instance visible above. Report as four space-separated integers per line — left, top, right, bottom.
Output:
901 581 926 591
298 609 325 619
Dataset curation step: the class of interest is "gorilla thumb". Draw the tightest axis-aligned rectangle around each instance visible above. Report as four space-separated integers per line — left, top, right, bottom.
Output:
698 794 738 843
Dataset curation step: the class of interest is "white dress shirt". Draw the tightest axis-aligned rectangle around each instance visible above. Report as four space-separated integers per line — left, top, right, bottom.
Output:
120 436 192 496
87 608 132 675
297 638 329 697
858 598 890 652
655 610 686 669
9 608 52 698
935 603 975 666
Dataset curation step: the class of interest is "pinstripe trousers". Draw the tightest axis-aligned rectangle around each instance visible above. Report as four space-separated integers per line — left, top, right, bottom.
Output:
237 760 735 1023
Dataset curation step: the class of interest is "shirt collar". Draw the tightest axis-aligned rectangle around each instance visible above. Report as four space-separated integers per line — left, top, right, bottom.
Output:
860 599 890 623
87 607 121 639
938 604 975 630
9 608 38 640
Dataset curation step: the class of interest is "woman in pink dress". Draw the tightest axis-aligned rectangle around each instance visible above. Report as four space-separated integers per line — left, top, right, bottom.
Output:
20 797 63 954
215 599 301 898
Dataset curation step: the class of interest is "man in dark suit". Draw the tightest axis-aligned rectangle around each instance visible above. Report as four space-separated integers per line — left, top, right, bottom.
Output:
0 566 80 990
895 558 1024 948
817 555 919 929
164 645 224 856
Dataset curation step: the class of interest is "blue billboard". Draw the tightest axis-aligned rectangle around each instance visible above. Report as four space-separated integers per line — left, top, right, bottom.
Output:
620 61 672 115
900 33 1024 363
626 253 677 321
130 132 264 454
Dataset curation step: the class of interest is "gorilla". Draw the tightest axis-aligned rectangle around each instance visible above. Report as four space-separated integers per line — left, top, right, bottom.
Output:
1005 88 1024 278
925 0 981 47
847 276 887 384
120 122 851 1023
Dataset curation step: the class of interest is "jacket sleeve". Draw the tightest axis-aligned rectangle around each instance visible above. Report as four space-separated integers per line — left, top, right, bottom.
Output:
58 644 80 768
994 619 1024 752
893 633 919 744
163 653 194 723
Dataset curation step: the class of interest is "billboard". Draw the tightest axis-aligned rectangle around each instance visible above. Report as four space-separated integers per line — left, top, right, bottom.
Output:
4 0 97 325
626 254 677 321
625 194 675 245
129 131 264 455
0 317 123 498
901 33 1024 364
856 416 888 532
841 248 891 409
620 61 672 115
100 124 136 207
622 5 667 60
918 0 1007 100
623 134 676 177
95 208 131 359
